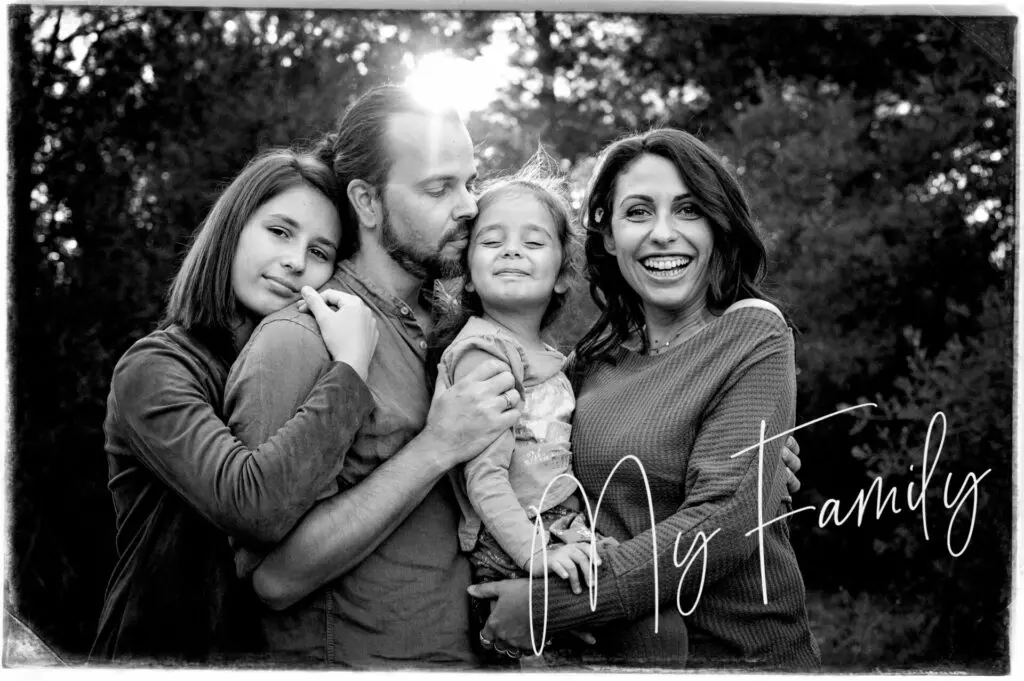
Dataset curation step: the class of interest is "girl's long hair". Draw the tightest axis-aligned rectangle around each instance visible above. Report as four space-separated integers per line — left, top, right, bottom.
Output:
426 151 583 386
574 128 786 372
161 148 343 361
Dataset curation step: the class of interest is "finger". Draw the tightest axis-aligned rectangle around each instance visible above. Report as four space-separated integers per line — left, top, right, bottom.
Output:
318 289 362 308
781 445 802 474
477 369 517 396
300 286 332 320
479 620 498 648
494 388 520 413
569 548 593 587
467 582 502 600
565 561 582 594
786 435 801 456
459 359 511 383
568 629 597 645
786 467 802 494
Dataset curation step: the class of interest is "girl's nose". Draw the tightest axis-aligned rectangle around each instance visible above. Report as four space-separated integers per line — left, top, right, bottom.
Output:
281 248 306 273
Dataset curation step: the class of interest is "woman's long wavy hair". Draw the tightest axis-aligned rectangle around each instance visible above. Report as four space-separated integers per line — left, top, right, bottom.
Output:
574 128 785 370
426 152 583 386
161 148 343 361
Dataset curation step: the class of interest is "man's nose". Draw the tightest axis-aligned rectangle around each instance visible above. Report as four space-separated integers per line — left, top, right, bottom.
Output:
453 185 478 222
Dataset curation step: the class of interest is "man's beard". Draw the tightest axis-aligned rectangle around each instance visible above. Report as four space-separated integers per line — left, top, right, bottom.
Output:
379 202 465 281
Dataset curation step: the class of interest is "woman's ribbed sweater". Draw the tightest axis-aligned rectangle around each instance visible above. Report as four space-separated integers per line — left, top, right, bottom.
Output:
532 306 820 670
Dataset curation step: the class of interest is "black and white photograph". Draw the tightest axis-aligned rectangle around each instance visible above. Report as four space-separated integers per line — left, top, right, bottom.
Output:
3 2 1017 673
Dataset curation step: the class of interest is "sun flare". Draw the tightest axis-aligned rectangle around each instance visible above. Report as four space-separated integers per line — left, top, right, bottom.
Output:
404 51 508 119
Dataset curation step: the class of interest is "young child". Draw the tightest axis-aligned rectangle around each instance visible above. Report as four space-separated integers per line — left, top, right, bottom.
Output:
428 160 615 663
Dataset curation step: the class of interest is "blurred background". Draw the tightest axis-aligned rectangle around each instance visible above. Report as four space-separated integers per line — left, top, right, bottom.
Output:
6 7 1015 671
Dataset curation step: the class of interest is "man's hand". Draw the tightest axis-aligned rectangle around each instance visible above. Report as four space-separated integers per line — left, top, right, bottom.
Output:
781 435 802 494
423 360 522 470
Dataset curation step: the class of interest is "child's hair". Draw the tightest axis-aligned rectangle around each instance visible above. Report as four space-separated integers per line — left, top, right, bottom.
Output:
161 147 343 361
426 150 583 385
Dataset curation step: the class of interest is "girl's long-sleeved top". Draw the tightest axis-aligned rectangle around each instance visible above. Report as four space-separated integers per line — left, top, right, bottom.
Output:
438 316 578 571
91 324 373 662
531 303 820 670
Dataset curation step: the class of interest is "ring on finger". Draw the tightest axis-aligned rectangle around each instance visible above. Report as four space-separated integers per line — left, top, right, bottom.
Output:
505 646 521 659
479 632 494 650
502 392 513 410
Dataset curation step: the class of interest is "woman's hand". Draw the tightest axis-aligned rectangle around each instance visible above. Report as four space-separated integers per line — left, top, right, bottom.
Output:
781 435 802 494
468 579 535 650
299 286 379 380
527 542 601 594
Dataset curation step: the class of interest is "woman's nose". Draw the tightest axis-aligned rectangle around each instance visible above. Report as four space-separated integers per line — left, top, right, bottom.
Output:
649 213 679 244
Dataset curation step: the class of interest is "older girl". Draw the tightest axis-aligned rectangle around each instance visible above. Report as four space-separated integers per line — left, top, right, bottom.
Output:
91 149 378 662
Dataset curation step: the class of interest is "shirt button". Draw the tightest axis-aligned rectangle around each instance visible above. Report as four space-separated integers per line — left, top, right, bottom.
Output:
400 306 411 316
419 340 427 350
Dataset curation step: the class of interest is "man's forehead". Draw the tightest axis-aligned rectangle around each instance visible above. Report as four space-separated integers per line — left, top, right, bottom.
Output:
385 111 476 182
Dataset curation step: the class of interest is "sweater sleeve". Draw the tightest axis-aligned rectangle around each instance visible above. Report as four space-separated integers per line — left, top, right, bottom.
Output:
113 326 374 547
445 333 544 568
533 328 795 631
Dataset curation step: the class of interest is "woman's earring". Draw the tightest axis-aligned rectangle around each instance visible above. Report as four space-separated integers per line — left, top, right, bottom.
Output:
465 281 475 293
594 208 604 224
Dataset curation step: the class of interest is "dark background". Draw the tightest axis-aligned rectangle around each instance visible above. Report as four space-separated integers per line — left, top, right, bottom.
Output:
6 7 1015 671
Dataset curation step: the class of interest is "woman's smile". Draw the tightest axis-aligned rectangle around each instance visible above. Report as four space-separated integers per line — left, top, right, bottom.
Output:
638 254 695 279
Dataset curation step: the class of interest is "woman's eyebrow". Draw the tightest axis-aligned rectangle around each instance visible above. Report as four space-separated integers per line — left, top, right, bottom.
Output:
619 191 694 205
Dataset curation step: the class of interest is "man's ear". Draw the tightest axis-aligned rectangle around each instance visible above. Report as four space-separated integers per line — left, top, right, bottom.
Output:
603 232 617 256
347 179 381 230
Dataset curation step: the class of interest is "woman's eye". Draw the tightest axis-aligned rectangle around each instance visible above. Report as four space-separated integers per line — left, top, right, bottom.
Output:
425 186 448 198
625 206 651 219
268 226 289 238
678 202 705 219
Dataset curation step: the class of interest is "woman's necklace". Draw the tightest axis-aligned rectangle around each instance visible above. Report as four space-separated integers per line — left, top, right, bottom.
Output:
646 319 708 355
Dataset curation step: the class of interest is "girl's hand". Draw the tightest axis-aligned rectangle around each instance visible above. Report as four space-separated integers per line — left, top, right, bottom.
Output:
299 286 378 380
527 542 600 595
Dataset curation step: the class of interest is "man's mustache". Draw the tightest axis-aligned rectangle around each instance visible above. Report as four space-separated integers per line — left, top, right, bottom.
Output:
438 221 472 250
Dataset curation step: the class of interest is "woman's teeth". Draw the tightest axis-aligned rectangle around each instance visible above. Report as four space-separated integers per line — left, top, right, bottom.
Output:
642 256 692 276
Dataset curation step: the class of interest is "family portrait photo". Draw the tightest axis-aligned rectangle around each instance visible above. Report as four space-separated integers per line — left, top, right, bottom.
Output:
4 2 1016 674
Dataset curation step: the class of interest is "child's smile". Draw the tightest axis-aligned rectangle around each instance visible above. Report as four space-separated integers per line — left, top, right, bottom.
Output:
468 189 567 317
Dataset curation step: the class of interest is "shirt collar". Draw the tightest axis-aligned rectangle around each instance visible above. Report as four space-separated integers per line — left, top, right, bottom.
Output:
334 259 419 320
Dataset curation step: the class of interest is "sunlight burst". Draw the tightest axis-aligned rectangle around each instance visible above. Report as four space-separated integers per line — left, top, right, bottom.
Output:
404 51 507 119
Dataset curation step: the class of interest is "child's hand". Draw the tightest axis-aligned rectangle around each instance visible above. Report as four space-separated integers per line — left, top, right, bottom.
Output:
527 542 601 595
